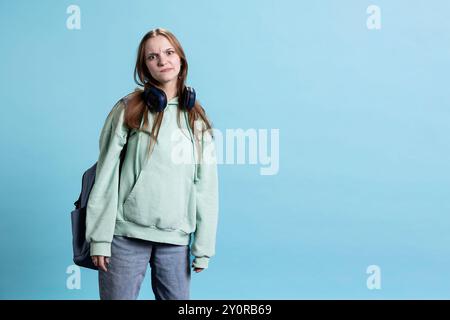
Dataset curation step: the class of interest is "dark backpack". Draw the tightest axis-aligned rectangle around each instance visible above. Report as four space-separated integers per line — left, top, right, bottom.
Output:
71 135 129 269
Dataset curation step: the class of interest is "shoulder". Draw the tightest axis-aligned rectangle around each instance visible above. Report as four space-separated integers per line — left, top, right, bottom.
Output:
108 90 142 120
121 89 144 108
103 94 135 136
102 100 124 131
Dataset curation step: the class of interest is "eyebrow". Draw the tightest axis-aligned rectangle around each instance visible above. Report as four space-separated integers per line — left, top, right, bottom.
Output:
146 48 174 56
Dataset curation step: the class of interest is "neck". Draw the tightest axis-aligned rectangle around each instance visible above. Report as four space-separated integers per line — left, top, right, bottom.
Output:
158 79 178 101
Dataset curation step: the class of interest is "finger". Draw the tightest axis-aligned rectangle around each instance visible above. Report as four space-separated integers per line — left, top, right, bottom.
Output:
105 257 110 265
101 257 108 272
98 257 107 272
92 256 98 266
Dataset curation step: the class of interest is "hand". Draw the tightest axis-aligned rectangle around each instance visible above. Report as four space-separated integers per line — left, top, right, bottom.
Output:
92 256 110 272
193 267 204 273
192 263 205 273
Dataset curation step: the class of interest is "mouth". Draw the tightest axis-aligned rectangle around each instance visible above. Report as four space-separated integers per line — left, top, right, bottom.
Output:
160 68 173 73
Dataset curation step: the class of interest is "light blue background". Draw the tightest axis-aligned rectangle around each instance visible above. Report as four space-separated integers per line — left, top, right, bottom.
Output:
1 0 449 299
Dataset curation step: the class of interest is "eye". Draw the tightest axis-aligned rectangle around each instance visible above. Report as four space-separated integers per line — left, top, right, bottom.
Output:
167 50 174 55
147 55 155 60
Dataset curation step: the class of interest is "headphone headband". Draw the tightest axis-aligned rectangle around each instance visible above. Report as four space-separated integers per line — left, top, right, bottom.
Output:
142 84 196 112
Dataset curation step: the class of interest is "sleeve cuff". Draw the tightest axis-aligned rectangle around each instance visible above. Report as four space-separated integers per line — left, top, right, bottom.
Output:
192 257 210 269
90 242 111 257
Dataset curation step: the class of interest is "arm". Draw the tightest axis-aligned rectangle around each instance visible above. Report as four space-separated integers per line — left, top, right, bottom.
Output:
85 99 128 257
191 126 219 269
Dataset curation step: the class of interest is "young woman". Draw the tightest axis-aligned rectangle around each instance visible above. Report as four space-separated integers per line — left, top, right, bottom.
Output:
85 28 219 300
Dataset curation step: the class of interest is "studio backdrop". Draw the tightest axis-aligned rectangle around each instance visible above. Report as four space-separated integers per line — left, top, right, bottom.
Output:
0 0 449 299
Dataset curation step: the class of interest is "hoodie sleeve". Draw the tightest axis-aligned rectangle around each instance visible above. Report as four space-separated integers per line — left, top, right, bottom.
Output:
86 99 128 257
191 125 220 269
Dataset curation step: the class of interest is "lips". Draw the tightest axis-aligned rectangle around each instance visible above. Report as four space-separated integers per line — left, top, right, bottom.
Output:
160 68 173 72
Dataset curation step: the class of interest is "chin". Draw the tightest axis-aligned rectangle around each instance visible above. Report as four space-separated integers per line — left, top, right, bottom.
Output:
158 75 178 83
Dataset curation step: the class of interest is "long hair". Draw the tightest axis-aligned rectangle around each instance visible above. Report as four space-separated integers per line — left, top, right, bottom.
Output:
124 28 213 161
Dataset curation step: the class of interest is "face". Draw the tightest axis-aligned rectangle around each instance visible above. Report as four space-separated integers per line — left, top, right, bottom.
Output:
144 35 182 85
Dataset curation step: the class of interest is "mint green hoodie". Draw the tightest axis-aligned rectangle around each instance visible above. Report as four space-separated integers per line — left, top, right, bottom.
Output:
86 92 219 269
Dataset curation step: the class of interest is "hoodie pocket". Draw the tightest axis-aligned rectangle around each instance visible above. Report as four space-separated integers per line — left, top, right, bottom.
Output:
122 168 186 230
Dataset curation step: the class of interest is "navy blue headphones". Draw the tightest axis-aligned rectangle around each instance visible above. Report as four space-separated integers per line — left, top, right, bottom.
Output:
142 84 196 113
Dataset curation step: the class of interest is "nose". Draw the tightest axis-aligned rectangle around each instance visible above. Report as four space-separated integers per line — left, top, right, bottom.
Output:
157 55 168 66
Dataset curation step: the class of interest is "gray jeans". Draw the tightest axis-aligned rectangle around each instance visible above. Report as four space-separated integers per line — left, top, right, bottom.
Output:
99 235 191 300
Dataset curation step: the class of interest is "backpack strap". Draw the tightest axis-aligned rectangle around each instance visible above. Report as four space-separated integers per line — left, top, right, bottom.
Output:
73 171 87 208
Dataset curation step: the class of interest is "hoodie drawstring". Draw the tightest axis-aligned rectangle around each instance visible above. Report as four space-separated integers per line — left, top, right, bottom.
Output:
183 110 199 184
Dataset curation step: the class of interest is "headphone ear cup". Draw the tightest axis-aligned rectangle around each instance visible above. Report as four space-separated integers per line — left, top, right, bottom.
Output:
183 86 196 111
142 85 167 112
